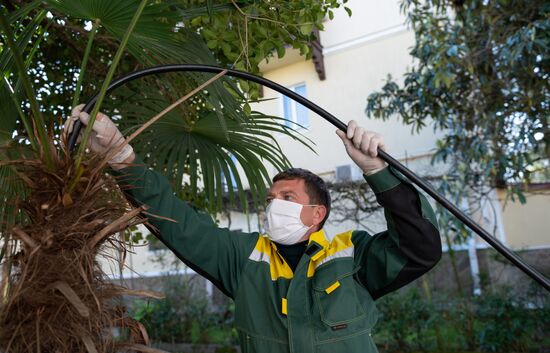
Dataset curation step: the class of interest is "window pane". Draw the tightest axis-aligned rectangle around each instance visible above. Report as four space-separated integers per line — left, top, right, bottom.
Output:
294 85 308 127
230 155 237 189
222 155 238 191
282 95 293 126
294 84 306 97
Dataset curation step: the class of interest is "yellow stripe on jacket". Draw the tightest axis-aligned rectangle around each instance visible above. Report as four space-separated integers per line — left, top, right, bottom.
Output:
248 236 294 280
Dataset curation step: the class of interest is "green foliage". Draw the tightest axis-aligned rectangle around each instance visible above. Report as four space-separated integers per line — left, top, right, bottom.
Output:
473 292 538 352
373 287 549 353
0 9 50 162
113 82 315 211
63 0 150 164
374 288 439 352
0 0 336 230
132 281 549 351
365 0 549 245
180 0 351 99
131 274 237 345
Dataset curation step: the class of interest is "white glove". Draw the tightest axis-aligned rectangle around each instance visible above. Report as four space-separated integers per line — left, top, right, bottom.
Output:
336 120 387 175
65 104 134 168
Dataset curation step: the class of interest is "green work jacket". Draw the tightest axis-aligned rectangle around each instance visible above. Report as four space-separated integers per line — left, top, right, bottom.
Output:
115 157 441 353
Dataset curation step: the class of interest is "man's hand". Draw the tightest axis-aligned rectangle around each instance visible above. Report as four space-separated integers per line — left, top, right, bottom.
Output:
336 120 387 175
64 104 135 170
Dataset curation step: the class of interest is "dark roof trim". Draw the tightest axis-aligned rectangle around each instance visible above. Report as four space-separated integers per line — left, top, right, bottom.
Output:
311 28 326 81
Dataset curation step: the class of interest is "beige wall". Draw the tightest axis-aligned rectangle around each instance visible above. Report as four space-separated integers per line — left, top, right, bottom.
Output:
320 0 405 49
245 0 446 238
254 1 443 178
496 189 550 249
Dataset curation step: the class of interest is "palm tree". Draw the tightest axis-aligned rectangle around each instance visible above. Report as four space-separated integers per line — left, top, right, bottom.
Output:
0 1 312 351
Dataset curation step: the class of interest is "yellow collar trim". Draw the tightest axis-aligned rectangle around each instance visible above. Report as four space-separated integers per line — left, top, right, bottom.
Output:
307 230 354 278
251 230 354 280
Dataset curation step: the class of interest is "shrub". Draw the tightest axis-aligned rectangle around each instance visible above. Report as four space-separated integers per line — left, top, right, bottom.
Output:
373 286 548 353
473 288 549 352
131 274 237 345
132 276 548 352
373 287 441 352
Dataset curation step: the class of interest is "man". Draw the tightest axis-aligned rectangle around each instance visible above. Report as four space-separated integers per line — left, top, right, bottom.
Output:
68 106 442 353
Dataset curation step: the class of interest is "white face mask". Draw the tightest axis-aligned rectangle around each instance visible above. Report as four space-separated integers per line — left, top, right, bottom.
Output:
264 199 317 245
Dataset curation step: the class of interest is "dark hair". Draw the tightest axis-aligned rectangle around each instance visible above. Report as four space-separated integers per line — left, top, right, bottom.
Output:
272 168 331 229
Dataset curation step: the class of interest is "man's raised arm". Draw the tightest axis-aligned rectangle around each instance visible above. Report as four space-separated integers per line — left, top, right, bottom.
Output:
67 106 258 298
336 120 442 299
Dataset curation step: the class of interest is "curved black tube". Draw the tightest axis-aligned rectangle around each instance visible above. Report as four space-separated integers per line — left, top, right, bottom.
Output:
69 64 549 292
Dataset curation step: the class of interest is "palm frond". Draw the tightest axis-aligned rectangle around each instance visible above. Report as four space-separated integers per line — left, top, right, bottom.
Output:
0 80 20 145
175 2 236 20
0 5 43 72
6 0 42 22
0 10 53 166
44 0 244 124
1 0 317 225
111 84 314 212
0 10 44 128
74 0 149 164
0 145 32 244
0 10 52 147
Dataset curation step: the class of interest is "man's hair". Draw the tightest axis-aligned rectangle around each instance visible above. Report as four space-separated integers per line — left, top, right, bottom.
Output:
272 168 331 229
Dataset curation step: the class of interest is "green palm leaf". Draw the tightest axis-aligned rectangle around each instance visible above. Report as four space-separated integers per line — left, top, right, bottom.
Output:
6 0 42 23
0 144 32 249
1 3 53 145
112 83 314 212
0 81 19 144
44 0 243 123
2 0 317 227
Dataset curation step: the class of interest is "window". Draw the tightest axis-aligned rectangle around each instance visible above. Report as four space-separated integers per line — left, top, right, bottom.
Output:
281 83 309 128
221 154 238 192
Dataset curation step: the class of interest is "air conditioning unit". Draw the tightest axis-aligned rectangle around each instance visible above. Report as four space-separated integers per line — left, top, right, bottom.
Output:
335 164 363 182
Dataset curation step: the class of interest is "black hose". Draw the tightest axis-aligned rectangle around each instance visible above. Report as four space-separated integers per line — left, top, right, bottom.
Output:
68 64 550 292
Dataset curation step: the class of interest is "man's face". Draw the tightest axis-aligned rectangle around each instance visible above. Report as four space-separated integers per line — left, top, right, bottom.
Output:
266 178 326 239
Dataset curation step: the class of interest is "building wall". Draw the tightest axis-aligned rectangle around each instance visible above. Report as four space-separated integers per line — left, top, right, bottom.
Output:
496 189 550 249
254 1 442 179
245 0 444 238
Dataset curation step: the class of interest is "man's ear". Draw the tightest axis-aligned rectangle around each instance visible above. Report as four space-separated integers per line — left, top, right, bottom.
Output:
313 205 327 227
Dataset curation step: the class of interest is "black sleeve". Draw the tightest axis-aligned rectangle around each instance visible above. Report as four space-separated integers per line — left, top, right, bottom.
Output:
353 167 442 300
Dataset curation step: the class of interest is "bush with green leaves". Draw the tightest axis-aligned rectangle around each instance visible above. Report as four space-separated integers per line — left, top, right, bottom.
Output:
372 286 549 353
130 276 549 351
180 0 351 99
373 288 442 352
132 274 237 345
472 290 547 352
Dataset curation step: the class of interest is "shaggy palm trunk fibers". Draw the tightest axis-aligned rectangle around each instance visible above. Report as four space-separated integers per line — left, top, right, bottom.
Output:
0 151 164 353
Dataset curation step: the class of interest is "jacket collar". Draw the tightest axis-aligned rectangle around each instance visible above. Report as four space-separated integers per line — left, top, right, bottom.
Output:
305 229 329 261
